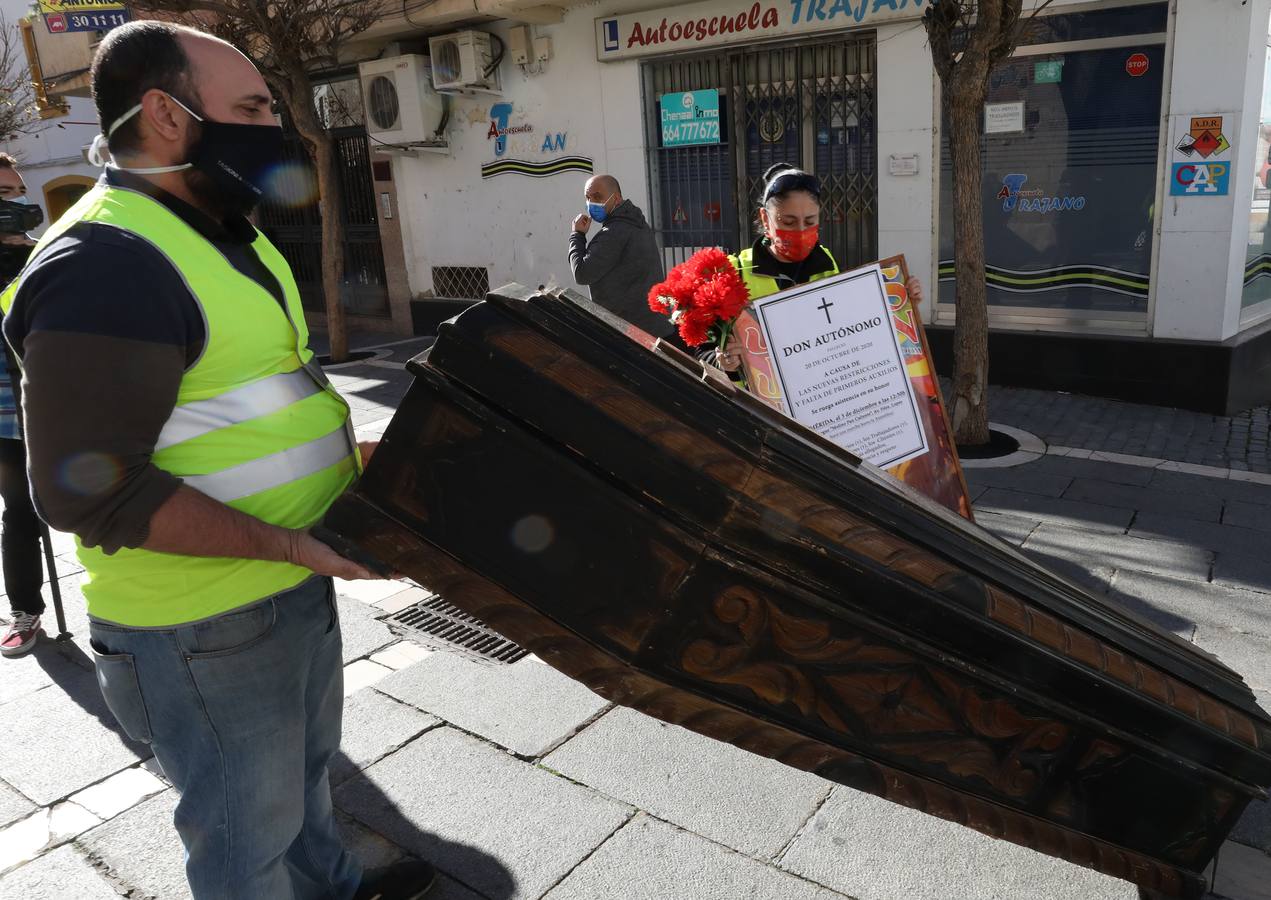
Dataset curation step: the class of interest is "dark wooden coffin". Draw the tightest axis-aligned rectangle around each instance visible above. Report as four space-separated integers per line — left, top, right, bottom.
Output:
322 286 1271 899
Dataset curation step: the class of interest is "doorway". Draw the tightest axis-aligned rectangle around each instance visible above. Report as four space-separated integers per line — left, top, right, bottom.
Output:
41 175 95 224
642 33 878 270
257 118 391 318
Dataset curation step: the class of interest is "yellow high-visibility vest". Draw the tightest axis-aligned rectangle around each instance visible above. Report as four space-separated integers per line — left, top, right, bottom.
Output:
729 245 840 302
1 183 359 626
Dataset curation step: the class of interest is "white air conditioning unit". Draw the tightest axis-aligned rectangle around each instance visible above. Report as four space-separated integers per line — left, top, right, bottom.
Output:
428 30 499 92
357 54 447 147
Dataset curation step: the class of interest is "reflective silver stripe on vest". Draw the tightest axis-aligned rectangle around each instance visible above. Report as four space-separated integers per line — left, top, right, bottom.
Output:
156 369 324 451
180 425 354 504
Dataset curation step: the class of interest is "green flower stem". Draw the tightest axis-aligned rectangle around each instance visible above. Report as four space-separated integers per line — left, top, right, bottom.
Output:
717 319 748 391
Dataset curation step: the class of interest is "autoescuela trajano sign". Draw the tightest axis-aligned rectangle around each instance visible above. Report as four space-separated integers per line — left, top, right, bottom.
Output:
596 0 933 61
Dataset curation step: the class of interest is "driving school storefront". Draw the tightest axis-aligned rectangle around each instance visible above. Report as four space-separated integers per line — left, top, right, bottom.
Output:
606 0 1271 414
385 0 1271 413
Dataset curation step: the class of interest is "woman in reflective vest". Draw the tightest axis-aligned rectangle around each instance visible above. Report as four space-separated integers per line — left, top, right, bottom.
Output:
713 164 923 374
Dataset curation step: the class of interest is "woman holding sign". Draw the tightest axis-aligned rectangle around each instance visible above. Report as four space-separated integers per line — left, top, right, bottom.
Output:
713 164 923 373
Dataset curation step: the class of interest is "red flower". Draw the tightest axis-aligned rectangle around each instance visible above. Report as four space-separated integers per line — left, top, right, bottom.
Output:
647 248 751 347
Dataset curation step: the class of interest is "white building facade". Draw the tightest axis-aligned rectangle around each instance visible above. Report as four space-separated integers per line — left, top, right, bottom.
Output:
14 0 1271 411
0 0 99 232
352 0 1271 413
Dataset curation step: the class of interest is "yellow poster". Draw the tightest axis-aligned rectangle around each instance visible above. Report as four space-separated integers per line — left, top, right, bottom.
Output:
39 0 126 13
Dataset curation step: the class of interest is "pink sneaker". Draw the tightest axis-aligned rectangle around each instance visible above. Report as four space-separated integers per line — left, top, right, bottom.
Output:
1 613 42 658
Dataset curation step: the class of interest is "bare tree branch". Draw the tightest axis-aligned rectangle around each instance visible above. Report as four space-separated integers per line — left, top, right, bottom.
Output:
0 14 48 142
129 0 380 361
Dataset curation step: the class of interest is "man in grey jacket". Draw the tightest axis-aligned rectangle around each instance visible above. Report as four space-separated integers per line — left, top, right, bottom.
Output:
569 175 670 337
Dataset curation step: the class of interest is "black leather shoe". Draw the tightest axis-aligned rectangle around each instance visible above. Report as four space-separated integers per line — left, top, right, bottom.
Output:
354 859 438 900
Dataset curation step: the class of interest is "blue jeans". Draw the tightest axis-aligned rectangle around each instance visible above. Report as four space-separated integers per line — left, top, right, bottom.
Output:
89 576 362 900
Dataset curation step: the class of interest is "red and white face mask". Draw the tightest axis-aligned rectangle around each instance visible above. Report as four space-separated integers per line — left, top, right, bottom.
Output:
769 226 820 263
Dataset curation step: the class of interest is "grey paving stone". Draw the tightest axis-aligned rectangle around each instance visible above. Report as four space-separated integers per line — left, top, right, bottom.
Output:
543 706 831 860
1063 478 1224 523
778 787 1136 900
336 813 487 900
0 650 58 708
0 778 35 830
79 789 190 900
0 631 94 711
0 844 120 899
1022 524 1213 585
964 468 1072 499
0 673 149 806
1019 551 1116 599
1110 571 1271 639
1212 553 1271 596
1232 798 1271 853
1210 840 1271 900
1224 499 1271 533
1131 513 1270 557
333 688 438 786
970 510 1040 547
338 596 397 665
337 810 409 871
1193 627 1271 693
1149 469 1271 506
335 727 632 900
975 488 1134 534
1029 455 1156 486
376 654 608 758
543 813 844 900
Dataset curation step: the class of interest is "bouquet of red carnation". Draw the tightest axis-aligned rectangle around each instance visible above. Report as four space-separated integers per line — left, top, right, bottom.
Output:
647 247 751 349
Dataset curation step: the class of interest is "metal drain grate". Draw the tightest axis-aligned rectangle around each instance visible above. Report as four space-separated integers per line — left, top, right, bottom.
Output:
384 594 528 665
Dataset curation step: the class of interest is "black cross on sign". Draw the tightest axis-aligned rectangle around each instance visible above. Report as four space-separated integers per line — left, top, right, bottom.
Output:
817 297 835 324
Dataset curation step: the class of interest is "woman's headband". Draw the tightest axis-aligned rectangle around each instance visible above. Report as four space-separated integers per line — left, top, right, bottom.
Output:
763 171 821 202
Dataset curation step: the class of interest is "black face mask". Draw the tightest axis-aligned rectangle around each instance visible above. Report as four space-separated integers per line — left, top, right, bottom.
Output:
185 115 285 208
100 92 284 211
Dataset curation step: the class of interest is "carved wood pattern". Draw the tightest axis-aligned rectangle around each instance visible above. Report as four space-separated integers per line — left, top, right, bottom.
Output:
488 323 1261 754
985 587 1263 751
735 470 1268 753
330 495 1205 899
679 585 1073 802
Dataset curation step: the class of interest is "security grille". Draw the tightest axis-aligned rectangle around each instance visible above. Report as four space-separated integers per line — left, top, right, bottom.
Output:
257 117 390 317
643 34 877 271
384 595 528 665
432 266 491 300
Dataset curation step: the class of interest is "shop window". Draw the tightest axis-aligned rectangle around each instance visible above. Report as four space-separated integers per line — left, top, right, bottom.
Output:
938 8 1167 328
1240 23 1271 327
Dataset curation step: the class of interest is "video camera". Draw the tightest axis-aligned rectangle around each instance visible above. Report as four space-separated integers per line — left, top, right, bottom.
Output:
0 199 43 283
0 198 43 235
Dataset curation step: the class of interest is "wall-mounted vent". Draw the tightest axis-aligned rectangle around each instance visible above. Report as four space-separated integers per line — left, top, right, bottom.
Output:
432 266 490 300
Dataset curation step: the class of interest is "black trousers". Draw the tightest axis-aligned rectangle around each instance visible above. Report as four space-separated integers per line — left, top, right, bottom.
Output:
0 438 44 616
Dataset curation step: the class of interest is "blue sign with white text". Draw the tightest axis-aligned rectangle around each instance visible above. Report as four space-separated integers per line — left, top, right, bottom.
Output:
1170 162 1230 196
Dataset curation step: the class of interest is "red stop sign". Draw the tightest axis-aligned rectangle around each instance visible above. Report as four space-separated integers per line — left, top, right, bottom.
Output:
1126 53 1149 77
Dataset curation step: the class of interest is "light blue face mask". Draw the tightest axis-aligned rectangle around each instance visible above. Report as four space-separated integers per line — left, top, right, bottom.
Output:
587 194 614 223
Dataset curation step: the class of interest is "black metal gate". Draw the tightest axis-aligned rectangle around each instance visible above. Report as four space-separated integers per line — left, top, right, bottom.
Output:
257 125 390 317
642 34 877 271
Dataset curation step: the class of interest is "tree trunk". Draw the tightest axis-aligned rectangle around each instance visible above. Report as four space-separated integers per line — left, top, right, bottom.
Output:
946 79 992 447
283 68 350 364
311 133 349 363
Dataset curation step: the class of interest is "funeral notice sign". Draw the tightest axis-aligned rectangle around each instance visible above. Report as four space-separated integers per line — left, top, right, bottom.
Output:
752 265 928 468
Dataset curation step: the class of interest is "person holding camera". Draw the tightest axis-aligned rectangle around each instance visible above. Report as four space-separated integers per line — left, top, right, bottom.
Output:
0 153 45 658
